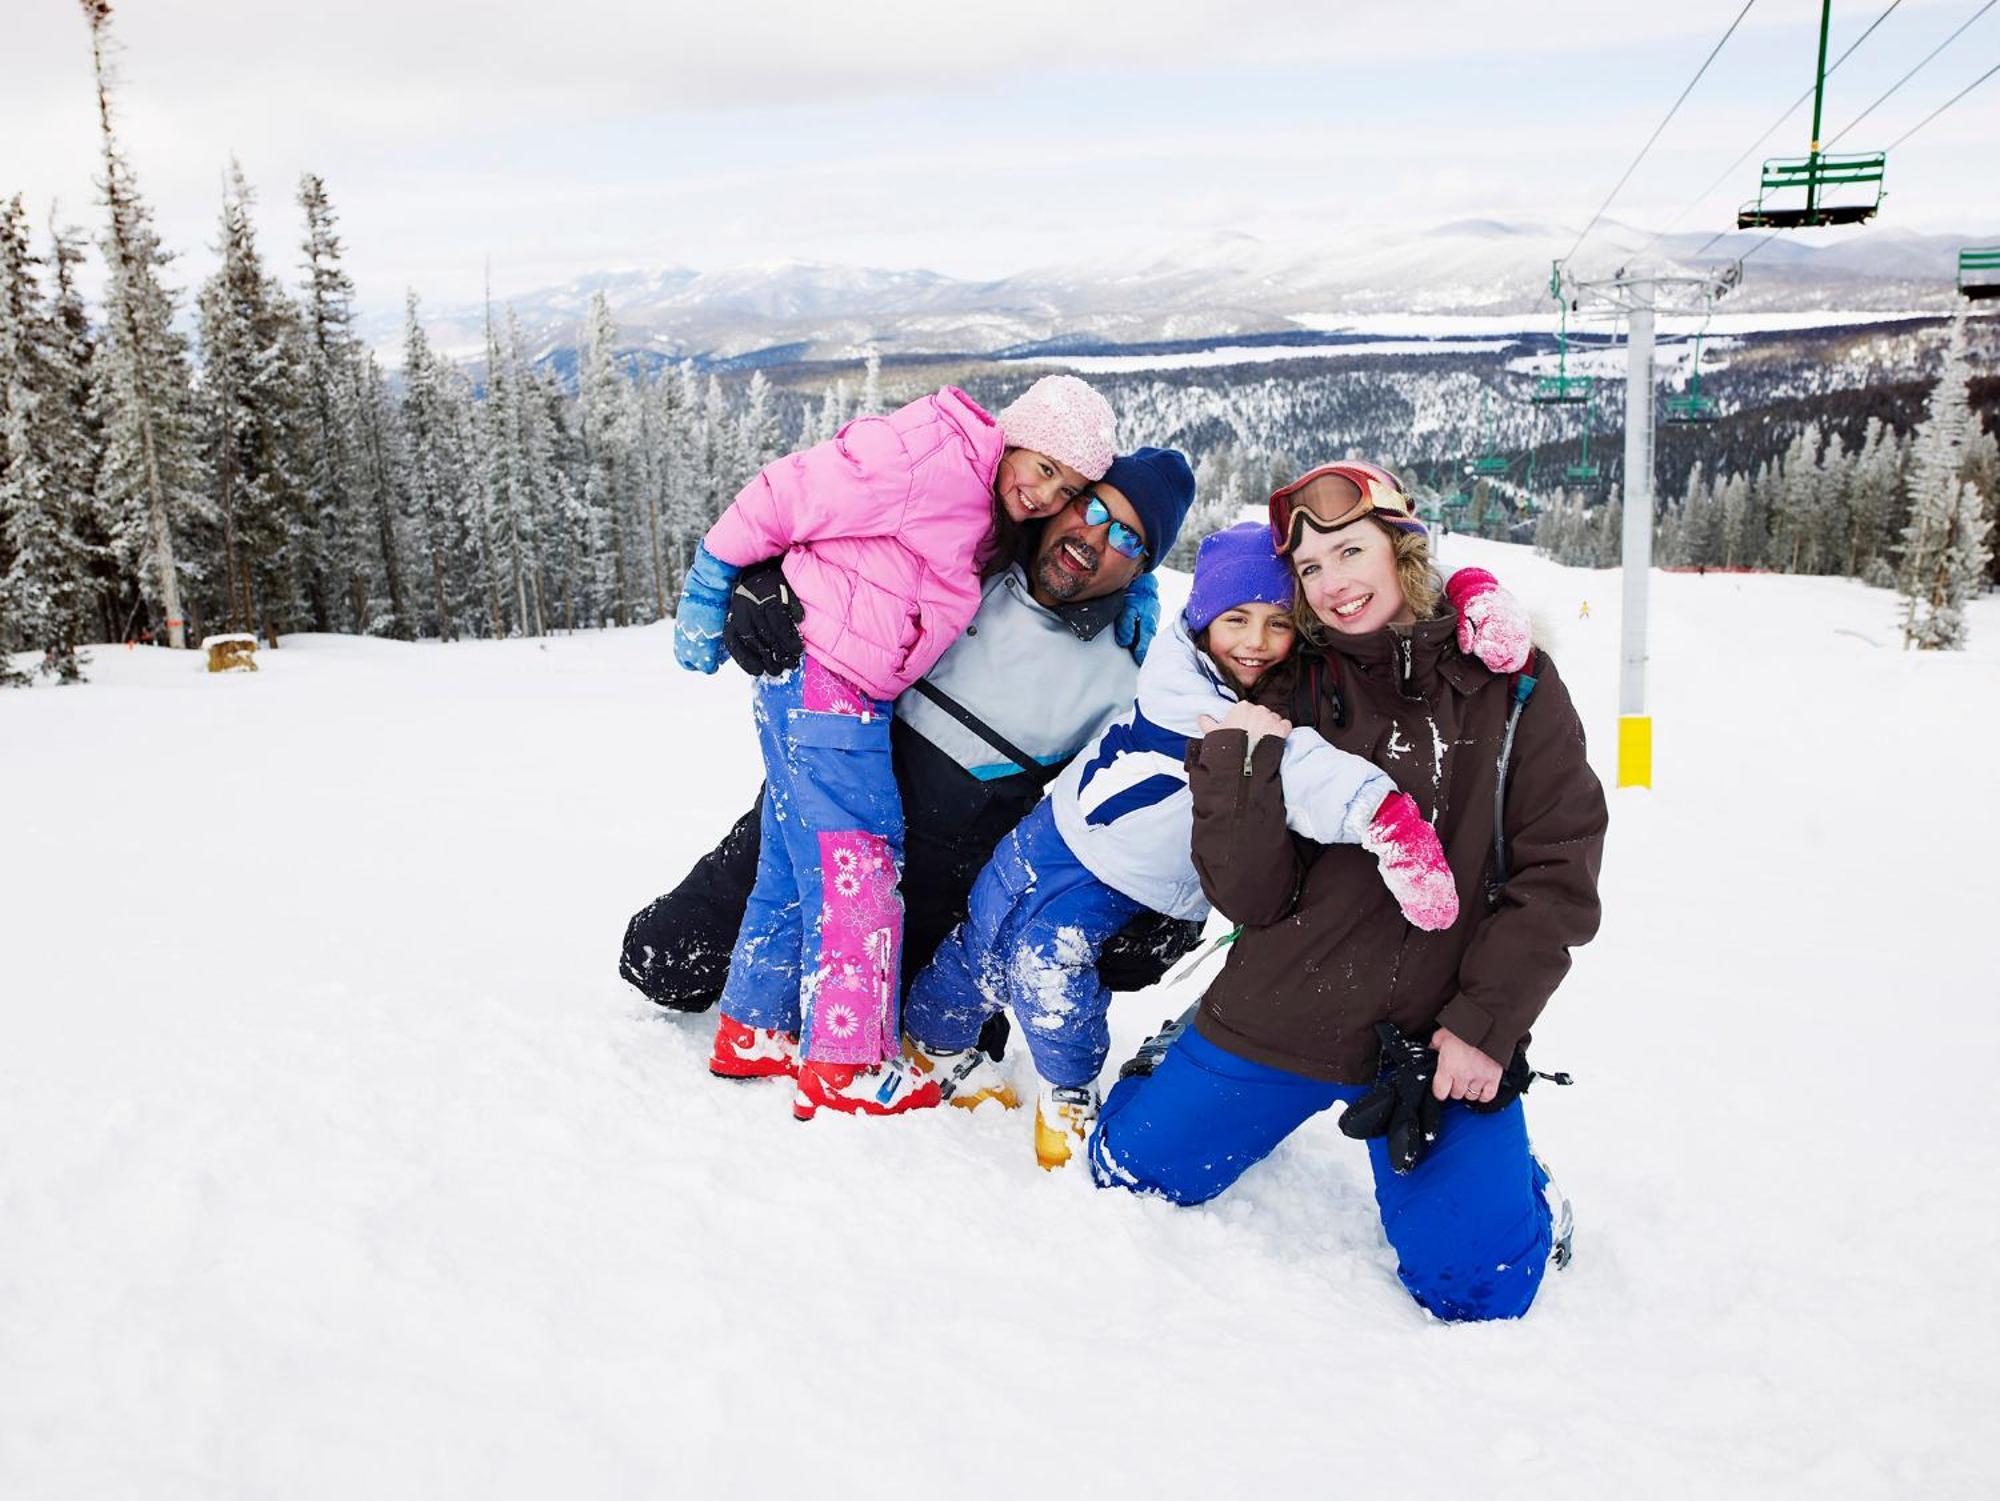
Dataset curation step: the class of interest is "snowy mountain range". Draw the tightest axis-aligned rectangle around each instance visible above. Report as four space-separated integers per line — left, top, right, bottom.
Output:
373 218 1993 370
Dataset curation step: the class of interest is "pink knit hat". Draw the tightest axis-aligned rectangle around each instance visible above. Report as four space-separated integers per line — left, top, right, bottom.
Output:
996 375 1117 482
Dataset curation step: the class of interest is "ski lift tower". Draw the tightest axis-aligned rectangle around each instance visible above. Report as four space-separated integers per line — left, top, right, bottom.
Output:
1554 260 1740 788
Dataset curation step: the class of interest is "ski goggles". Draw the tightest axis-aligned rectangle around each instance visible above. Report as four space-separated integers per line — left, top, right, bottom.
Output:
1075 494 1148 561
1267 461 1425 555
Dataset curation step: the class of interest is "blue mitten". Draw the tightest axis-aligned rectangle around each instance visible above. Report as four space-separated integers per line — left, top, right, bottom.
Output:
1114 572 1160 664
674 544 741 673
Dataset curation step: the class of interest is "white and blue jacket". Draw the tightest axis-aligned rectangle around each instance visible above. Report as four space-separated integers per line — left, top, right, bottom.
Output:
1049 615 1395 921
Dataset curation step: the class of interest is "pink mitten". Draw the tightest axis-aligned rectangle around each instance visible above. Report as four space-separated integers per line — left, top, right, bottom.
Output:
1445 568 1531 673
1362 792 1459 932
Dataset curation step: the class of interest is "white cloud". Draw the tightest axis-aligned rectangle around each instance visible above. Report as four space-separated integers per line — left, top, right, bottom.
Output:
6 0 1996 314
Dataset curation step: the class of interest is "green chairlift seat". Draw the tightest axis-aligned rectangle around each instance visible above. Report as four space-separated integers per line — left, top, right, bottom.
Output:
1960 246 2000 301
1465 387 1510 477
1564 390 1602 482
1737 152 1885 229
1664 323 1719 424
1736 4 1886 233
1533 261 1593 405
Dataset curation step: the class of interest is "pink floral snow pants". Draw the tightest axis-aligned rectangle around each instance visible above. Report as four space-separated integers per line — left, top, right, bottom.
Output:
718 656 904 1065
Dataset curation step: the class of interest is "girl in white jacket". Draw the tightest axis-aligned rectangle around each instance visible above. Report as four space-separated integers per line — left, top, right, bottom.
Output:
895 522 1458 1167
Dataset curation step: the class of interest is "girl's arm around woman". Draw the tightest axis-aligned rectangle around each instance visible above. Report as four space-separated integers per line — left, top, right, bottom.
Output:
1187 702 1305 927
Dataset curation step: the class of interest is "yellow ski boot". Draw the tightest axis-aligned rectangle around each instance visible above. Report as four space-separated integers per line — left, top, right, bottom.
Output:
1034 1083 1099 1170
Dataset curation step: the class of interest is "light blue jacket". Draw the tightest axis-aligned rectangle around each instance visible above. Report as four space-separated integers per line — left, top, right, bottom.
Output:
1049 615 1395 920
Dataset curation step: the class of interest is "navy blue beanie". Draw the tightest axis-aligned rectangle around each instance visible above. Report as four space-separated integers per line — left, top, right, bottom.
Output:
1100 447 1195 573
1183 522 1295 633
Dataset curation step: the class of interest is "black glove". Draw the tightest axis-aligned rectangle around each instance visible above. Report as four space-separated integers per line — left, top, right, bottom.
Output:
1338 1022 1442 1175
723 559 805 677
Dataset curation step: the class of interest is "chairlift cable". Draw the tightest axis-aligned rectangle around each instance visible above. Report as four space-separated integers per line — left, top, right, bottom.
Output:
1561 0 1762 268
1826 0 1997 146
1645 0 1905 262
1884 55 2000 148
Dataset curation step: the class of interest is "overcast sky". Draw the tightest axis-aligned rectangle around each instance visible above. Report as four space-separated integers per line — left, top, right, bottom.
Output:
7 0 1998 318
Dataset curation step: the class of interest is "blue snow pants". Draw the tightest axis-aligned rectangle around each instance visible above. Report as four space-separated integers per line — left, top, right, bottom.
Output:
902 802 1144 1089
1088 1027 1555 1322
718 657 904 1066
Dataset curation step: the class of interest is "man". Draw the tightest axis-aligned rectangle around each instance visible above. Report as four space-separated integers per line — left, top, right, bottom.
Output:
620 449 1203 1048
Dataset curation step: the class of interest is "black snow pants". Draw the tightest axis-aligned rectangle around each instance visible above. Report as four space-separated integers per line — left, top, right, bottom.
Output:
618 787 1205 1035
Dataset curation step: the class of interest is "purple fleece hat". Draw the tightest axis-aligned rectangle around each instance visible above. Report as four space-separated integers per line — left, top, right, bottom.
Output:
1183 521 1296 633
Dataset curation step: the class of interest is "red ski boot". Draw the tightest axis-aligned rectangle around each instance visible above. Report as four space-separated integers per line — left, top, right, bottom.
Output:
709 1014 800 1079
792 1058 942 1121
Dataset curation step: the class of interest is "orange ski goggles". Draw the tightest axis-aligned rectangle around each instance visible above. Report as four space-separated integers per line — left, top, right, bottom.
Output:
1267 461 1425 555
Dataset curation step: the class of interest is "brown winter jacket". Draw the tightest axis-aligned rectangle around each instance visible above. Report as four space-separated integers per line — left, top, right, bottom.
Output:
1188 615 1607 1084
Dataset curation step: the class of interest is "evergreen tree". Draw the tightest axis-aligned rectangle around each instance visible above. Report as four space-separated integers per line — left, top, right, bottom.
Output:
353 352 412 637
82 0 206 648
46 215 113 646
1899 315 1990 649
295 172 369 631
860 345 881 416
480 292 531 634
577 291 631 625
0 196 96 680
399 291 478 639
195 162 311 637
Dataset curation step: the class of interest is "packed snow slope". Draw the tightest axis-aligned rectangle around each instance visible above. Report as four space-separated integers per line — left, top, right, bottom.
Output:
3 541 1995 1499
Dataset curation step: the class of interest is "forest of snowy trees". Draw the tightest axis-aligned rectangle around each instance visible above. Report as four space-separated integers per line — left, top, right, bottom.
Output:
0 3 837 684
5 3 1996 682
1532 314 1996 647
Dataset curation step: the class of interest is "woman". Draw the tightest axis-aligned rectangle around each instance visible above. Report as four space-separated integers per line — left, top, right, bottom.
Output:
1087 460 1608 1323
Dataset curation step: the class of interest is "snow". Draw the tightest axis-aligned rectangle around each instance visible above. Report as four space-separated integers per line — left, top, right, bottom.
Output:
1291 310 1939 339
1018 340 1515 374
3 549 1997 1497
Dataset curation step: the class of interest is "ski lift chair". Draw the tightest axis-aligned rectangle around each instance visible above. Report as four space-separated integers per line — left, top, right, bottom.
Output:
1959 246 2000 301
1737 152 1885 229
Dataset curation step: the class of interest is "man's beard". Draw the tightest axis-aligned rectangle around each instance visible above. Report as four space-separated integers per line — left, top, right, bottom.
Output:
1033 538 1101 603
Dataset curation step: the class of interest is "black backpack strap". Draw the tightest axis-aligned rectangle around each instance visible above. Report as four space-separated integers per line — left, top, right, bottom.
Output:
1486 649 1541 908
908 678 1046 781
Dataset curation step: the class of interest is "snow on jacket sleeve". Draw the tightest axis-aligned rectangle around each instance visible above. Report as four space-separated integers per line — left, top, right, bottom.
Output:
1433 653 1608 1064
700 414 915 570
1139 616 1395 848
1188 729 1302 927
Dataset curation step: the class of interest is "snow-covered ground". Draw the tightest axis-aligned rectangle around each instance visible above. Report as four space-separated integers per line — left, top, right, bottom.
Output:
1014 339 1515 374
3 543 1995 1499
1290 310 1939 339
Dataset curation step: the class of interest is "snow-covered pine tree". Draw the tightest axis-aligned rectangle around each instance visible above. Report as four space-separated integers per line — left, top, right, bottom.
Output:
1842 419 1898 582
0 196 96 680
195 162 312 637
45 215 111 649
737 370 782 475
509 314 569 631
1898 314 1991 649
813 378 849 443
296 172 370 632
480 292 530 635
82 0 206 648
660 361 708 596
860 346 881 417
400 291 468 639
352 351 412 637
577 291 632 626
630 372 666 618
1169 447 1250 569
1960 420 2000 590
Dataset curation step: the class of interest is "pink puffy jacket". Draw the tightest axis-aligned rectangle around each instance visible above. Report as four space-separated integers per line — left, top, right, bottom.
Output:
701 386 1006 702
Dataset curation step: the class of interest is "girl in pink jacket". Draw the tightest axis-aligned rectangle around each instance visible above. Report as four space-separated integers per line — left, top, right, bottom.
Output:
672 375 1118 1120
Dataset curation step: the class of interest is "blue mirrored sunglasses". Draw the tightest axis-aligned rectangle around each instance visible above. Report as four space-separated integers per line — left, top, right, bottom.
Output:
1077 495 1148 560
